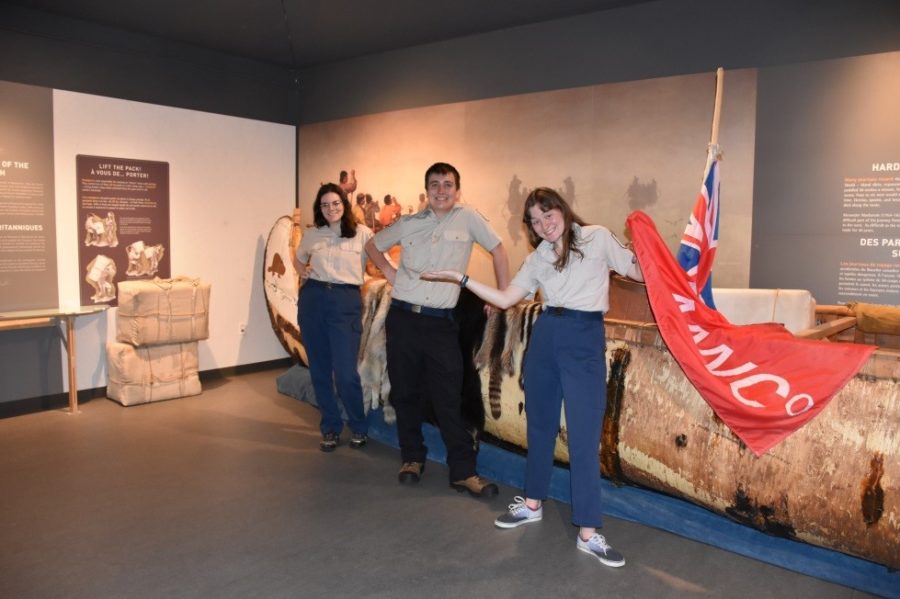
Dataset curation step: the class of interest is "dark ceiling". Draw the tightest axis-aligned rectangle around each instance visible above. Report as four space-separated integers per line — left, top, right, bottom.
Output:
6 0 651 69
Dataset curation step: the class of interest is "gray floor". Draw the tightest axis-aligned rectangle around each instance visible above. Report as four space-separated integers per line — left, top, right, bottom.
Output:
0 368 876 599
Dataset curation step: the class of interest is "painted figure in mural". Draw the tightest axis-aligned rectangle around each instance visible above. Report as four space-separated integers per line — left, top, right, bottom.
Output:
379 194 402 228
365 162 510 497
363 193 380 231
338 169 357 198
352 192 366 225
505 175 528 245
296 183 373 452
421 187 643 567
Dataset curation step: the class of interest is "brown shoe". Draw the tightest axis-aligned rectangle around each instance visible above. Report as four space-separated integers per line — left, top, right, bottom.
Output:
398 461 424 484
450 475 499 498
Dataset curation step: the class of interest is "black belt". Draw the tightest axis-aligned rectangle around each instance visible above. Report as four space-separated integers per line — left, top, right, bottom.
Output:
544 306 604 321
305 278 360 290
391 299 454 320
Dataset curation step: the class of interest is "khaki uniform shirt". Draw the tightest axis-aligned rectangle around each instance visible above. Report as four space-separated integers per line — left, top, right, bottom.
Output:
511 223 635 312
297 224 373 286
373 204 501 308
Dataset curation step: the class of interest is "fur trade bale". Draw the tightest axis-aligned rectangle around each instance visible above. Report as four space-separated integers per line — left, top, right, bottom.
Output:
106 341 201 406
116 277 210 346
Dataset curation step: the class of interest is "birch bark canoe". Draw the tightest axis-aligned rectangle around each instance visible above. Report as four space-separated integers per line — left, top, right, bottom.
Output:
263 215 899 568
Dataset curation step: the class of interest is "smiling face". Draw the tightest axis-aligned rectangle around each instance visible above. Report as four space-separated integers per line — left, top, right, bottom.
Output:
426 173 460 217
319 191 344 225
528 205 566 247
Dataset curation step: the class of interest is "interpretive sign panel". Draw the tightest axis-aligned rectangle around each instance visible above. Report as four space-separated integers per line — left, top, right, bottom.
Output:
76 155 170 307
0 81 58 311
751 51 900 305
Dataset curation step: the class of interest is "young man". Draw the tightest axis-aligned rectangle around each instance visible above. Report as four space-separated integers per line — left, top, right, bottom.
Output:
365 162 510 497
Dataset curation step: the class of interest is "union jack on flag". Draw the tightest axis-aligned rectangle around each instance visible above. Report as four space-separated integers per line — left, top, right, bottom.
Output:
676 145 721 308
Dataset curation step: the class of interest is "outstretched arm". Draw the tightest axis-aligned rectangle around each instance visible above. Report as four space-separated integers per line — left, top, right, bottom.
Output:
421 270 528 309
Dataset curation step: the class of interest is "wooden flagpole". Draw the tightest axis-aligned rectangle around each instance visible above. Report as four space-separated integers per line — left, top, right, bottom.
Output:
710 67 724 147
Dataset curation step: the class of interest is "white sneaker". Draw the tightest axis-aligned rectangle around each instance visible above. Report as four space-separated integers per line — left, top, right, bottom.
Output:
577 533 625 567
494 496 543 528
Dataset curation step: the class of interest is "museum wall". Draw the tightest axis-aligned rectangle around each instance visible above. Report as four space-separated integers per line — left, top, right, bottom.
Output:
0 2 300 125
1 5 300 405
295 0 900 301
53 91 295 384
298 70 758 289
296 0 900 125
0 88 295 404
2 0 900 406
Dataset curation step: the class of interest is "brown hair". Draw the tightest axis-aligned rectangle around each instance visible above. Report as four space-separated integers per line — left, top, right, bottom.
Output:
522 187 586 271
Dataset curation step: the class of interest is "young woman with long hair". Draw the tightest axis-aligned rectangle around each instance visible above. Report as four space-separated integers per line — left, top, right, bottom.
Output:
296 183 373 452
422 187 643 567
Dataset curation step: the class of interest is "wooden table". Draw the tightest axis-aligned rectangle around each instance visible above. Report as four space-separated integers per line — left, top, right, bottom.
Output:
0 306 108 414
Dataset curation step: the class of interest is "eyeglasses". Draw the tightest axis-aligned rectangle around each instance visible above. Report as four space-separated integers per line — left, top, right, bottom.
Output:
322 201 343 210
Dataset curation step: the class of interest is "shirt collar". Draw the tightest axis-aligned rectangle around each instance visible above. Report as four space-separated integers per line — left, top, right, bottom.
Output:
418 204 462 221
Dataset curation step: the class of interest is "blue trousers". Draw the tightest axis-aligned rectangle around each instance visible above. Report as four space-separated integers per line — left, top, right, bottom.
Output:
297 281 367 436
523 309 606 528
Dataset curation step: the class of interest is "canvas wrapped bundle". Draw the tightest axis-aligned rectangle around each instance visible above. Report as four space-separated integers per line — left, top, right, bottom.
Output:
117 277 210 346
106 341 201 406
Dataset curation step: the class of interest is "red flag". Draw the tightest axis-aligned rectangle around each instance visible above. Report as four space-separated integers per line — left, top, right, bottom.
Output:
627 210 875 455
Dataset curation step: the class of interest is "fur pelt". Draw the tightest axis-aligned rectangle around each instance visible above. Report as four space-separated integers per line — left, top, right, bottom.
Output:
358 278 394 421
356 281 539 433
454 289 489 433
474 301 542 418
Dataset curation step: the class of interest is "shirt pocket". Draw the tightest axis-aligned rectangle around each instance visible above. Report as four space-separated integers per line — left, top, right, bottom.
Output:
443 230 472 244
305 240 329 259
581 253 607 275
401 237 429 271
337 238 359 255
